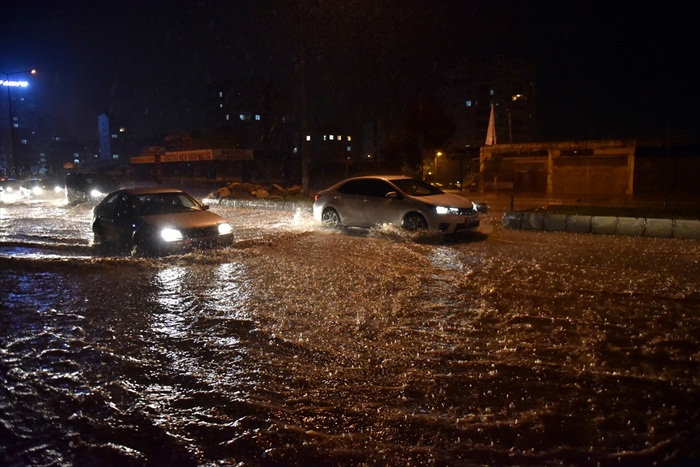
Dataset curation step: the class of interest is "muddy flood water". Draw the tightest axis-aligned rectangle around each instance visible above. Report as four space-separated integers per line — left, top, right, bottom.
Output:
1 195 699 466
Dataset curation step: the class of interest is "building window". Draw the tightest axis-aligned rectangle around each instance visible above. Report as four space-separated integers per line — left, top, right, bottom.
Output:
306 135 311 141
329 135 334 141
255 114 261 121
466 100 472 107
346 146 351 152
347 136 352 141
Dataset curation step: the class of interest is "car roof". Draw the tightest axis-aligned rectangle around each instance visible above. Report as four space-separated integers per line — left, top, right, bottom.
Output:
121 187 186 196
340 175 412 183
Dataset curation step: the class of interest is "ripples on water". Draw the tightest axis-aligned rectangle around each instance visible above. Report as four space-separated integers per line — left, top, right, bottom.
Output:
1 200 698 465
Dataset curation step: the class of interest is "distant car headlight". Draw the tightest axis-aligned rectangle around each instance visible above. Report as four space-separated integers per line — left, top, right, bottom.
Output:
6 186 14 193
218 223 233 235
32 186 43 196
90 189 104 198
161 228 183 242
54 185 64 193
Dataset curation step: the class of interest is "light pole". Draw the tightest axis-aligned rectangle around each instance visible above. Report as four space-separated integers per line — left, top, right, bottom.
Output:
1 69 36 177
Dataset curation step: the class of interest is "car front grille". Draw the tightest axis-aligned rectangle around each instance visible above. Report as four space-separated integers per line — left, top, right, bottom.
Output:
188 226 220 239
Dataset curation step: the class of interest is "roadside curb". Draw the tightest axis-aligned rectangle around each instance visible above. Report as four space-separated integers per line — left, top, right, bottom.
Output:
502 211 700 240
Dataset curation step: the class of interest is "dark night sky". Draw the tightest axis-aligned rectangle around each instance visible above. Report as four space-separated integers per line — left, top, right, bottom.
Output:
1 1 697 146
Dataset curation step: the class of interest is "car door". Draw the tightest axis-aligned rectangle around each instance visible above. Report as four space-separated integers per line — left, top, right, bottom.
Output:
98 192 136 244
334 180 366 226
359 179 403 227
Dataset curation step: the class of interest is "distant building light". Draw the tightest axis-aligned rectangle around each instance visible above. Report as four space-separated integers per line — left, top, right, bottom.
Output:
113 154 119 159
346 146 351 152
119 127 126 132
305 135 311 141
329 135 334 140
0 80 29 88
337 135 341 141
255 114 261 121
466 100 472 107
219 91 223 98
347 136 352 141
226 114 230 121
111 134 117 139
512 93 525 101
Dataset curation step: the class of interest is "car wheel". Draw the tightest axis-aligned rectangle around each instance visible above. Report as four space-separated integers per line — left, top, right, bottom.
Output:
92 223 104 246
402 213 428 231
132 234 152 257
92 223 113 254
321 208 341 228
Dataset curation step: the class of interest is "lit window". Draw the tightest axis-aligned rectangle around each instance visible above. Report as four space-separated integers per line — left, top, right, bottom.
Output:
329 135 334 140
306 135 311 141
466 100 472 107
219 103 223 108
111 134 117 139
255 114 261 121
20 139 27 145
113 154 119 159
219 91 223 98
226 114 230 121
337 135 341 141
324 135 328 141
346 146 351 152
489 89 494 95
347 136 352 141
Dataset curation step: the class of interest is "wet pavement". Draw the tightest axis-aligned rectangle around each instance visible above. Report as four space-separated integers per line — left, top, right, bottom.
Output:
1 193 699 465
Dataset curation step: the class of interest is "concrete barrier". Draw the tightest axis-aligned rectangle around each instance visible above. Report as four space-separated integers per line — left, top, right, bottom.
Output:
616 217 645 236
502 212 523 229
543 213 567 231
591 216 618 235
673 219 700 240
566 215 592 234
521 212 545 230
643 218 674 238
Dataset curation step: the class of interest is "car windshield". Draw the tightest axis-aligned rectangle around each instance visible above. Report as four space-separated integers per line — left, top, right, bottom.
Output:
134 192 203 215
391 179 444 197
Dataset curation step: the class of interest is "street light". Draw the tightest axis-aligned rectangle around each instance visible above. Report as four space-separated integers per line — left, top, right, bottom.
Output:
1 69 36 177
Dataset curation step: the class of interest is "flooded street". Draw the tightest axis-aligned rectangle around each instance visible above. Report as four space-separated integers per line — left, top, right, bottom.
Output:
1 195 699 466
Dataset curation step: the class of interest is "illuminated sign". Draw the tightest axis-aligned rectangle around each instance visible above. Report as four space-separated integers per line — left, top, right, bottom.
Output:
0 80 29 88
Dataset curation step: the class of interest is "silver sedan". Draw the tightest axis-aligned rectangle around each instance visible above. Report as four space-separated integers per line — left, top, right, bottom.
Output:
313 175 480 233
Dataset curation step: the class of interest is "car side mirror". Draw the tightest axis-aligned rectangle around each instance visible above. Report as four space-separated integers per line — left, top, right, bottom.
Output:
385 191 398 199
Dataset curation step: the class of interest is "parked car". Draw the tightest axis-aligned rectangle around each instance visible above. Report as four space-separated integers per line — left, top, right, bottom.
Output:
313 175 480 233
92 187 234 255
66 172 118 203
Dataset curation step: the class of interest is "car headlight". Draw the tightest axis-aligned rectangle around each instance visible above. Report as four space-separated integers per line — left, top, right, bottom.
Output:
32 186 43 195
90 189 104 198
161 228 183 242
218 223 233 235
54 185 64 193
435 206 459 215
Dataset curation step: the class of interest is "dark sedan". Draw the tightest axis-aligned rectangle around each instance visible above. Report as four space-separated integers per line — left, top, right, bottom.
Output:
92 187 234 255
